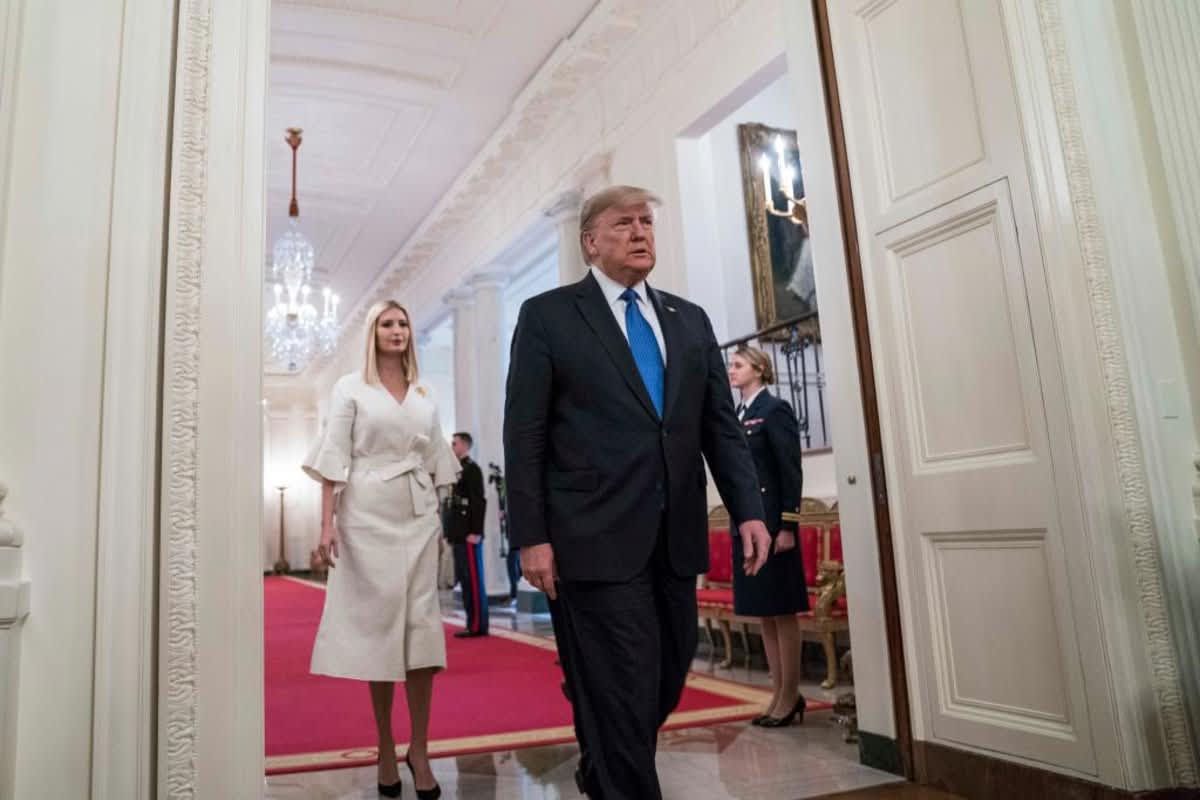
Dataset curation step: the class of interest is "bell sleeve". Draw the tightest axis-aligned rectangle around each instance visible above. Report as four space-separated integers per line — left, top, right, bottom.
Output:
302 377 355 485
426 401 460 490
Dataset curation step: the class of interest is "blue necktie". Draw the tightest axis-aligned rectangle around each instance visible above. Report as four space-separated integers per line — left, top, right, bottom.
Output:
620 288 664 417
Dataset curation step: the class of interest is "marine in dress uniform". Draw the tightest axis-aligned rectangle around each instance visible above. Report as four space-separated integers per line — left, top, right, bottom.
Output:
444 434 488 637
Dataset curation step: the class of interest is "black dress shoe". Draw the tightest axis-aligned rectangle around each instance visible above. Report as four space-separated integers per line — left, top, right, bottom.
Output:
405 759 442 800
453 629 486 638
574 766 587 795
759 695 806 728
377 778 402 797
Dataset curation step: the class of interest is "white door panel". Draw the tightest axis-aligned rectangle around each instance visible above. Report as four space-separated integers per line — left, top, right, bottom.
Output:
829 0 1106 776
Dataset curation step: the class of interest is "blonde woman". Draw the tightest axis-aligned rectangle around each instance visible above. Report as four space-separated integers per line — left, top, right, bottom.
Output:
303 300 458 798
726 346 809 727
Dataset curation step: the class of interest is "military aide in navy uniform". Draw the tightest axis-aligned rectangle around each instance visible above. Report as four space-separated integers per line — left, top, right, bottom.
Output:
444 431 489 637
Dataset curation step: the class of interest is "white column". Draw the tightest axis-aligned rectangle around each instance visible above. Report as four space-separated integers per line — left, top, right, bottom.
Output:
546 190 587 286
470 270 511 597
444 287 479 443
0 485 30 800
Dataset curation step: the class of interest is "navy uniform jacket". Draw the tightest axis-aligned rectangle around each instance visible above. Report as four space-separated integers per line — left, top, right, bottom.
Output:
736 390 802 534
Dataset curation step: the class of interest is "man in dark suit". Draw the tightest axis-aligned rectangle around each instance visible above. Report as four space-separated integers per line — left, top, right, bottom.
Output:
503 185 771 798
444 431 488 638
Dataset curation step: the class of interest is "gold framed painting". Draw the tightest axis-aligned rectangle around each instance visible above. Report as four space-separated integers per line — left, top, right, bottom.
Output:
737 122 819 334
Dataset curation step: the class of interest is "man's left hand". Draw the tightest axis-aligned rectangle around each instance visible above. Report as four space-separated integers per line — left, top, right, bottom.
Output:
467 533 482 545
738 520 772 576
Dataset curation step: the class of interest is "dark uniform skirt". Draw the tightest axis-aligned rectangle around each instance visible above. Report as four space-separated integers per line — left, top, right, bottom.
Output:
731 530 810 617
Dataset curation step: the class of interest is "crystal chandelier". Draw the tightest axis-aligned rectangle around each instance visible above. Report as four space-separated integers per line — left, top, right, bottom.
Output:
265 127 339 372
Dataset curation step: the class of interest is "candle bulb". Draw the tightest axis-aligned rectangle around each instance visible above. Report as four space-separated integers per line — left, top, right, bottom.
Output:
775 135 787 181
759 154 772 206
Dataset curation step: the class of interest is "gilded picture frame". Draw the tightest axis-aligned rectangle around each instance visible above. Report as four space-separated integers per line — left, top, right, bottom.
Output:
737 122 819 334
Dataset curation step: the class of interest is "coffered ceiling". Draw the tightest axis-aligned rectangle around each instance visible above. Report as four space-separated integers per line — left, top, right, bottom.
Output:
266 0 598 335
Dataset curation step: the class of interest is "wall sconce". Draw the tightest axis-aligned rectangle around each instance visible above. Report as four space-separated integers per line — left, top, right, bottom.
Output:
758 134 808 229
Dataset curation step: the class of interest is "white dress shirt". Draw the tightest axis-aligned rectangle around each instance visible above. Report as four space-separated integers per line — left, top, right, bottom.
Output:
589 265 667 364
737 386 767 420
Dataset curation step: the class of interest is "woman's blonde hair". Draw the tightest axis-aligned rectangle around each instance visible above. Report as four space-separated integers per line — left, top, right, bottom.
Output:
734 345 775 385
362 300 419 385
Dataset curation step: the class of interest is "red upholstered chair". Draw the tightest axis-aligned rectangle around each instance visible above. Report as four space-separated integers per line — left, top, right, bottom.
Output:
698 512 738 667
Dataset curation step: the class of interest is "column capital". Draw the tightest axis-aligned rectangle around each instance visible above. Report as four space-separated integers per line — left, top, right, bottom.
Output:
470 268 510 292
574 151 613 198
441 285 477 309
545 189 583 224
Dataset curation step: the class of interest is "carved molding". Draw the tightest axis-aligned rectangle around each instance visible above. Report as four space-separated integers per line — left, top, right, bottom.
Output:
0 484 30 631
161 0 213 795
276 0 506 41
305 0 666 377
0 484 20 549
1194 454 1200 545
1036 0 1198 783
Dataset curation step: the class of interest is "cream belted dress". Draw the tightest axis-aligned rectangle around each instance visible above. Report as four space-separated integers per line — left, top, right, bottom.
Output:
302 373 460 680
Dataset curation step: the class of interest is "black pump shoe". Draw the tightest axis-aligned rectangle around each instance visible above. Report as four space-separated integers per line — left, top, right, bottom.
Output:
406 758 442 800
759 695 806 728
377 778 403 797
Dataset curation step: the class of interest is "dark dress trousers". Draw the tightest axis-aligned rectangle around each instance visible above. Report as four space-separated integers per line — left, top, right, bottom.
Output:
731 391 809 617
443 456 488 634
503 272 763 799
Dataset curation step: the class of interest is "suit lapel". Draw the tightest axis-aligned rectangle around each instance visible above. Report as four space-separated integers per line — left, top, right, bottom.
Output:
574 273 659 421
649 286 685 423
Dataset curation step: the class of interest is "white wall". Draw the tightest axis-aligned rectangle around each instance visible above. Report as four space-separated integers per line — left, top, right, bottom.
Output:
683 69 800 343
0 1 131 795
262 391 320 573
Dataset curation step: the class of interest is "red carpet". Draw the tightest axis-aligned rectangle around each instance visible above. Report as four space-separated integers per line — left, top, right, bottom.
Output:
264 576 830 775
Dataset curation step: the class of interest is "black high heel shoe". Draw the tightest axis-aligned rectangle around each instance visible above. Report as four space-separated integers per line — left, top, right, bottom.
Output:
406 757 442 800
378 751 403 797
758 695 806 728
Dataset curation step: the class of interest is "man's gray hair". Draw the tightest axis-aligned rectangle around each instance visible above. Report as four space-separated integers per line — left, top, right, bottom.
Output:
578 185 662 264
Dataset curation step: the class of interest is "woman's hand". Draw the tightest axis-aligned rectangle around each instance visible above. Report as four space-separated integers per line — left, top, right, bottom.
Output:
318 522 340 568
774 529 796 554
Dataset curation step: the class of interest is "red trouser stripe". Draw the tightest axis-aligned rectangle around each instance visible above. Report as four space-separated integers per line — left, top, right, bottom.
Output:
467 540 481 632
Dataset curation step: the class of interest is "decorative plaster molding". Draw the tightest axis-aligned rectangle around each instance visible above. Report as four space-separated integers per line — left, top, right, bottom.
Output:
310 0 664 376
0 485 21 549
270 53 462 92
442 286 476 308
469 268 510 292
161 0 213 795
545 189 583 224
0 484 30 631
1194 454 1200 545
1036 0 1198 783
276 0 506 41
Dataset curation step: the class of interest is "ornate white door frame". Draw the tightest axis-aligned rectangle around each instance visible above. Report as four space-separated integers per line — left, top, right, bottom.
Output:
159 0 269 797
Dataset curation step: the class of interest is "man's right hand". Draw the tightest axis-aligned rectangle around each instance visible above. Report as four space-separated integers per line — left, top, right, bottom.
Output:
521 543 558 600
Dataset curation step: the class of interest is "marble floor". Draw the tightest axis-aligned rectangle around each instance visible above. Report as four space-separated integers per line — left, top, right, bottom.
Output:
265 594 900 799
